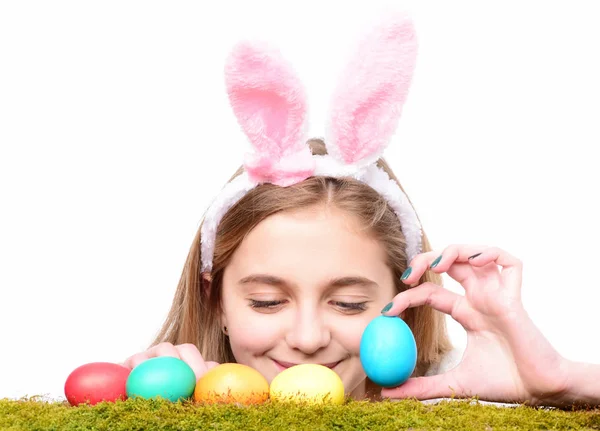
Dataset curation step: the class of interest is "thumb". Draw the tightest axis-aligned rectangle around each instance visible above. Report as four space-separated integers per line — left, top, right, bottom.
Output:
380 374 458 400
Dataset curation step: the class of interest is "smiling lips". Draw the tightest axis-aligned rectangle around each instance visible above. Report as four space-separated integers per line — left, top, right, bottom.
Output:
274 360 341 370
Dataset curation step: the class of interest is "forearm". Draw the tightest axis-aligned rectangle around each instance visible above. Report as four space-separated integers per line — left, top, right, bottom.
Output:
500 309 599 409
553 360 600 409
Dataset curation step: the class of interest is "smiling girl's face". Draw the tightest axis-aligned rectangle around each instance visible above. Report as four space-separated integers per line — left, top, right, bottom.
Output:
220 204 396 398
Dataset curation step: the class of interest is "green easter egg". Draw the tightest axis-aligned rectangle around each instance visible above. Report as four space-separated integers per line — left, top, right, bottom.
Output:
126 356 196 402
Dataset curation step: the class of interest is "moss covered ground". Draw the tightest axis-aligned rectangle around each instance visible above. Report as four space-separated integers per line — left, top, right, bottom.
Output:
2 396 600 430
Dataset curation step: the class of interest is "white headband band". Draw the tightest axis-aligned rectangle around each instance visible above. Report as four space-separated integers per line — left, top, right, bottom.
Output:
200 14 422 272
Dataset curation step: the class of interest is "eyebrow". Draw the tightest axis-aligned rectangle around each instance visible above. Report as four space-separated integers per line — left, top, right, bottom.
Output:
237 274 379 289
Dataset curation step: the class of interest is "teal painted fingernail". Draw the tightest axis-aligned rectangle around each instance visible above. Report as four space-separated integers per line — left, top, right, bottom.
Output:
430 255 442 268
381 302 393 313
400 267 412 280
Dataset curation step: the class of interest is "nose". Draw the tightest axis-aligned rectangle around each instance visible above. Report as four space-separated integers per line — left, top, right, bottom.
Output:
285 307 331 355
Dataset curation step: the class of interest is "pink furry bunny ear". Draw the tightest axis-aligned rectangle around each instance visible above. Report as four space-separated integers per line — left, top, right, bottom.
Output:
225 42 314 187
326 14 418 167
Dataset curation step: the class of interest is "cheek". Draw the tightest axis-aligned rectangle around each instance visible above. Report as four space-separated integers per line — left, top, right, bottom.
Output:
333 300 391 354
228 314 283 355
221 290 282 355
331 315 372 354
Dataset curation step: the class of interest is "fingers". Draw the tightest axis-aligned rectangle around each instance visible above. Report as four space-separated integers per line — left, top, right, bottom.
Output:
382 282 464 320
122 342 218 382
123 342 180 369
400 245 485 289
206 361 220 371
434 245 521 274
380 373 459 401
401 245 523 294
475 247 523 295
175 343 211 381
145 342 181 359
467 246 523 269
445 246 523 296
123 354 145 369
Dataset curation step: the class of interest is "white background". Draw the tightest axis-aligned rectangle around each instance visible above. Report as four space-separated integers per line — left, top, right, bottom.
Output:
1 1 599 401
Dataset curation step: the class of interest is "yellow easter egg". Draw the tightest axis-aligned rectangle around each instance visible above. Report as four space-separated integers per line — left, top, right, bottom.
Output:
194 363 269 405
270 364 345 404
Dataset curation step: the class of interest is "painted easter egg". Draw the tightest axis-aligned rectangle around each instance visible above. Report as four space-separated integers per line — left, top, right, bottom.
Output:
64 362 131 406
360 315 417 387
270 364 345 404
194 363 269 404
126 356 196 402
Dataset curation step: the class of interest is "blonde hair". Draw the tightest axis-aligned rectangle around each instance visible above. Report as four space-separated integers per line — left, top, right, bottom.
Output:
151 138 453 379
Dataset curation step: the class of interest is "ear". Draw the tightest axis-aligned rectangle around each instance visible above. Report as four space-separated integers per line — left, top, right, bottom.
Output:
325 13 417 168
225 41 314 186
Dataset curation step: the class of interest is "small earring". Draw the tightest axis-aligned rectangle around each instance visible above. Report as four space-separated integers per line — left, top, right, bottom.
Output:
223 326 228 335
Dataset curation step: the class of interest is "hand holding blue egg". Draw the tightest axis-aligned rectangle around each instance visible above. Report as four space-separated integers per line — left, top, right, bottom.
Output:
360 315 417 388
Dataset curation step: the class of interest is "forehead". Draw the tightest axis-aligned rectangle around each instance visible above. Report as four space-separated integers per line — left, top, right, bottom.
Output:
224 205 392 287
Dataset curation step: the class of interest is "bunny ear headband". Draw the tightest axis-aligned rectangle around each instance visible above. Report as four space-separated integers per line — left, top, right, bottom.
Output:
200 13 422 272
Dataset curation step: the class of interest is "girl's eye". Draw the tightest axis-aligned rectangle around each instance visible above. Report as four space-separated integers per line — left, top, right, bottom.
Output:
249 299 285 309
248 299 368 312
332 301 368 312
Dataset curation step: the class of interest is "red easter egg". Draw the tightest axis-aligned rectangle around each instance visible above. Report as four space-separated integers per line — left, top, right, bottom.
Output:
64 362 131 406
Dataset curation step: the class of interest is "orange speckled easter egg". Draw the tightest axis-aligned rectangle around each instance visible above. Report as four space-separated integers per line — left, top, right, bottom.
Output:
194 363 269 405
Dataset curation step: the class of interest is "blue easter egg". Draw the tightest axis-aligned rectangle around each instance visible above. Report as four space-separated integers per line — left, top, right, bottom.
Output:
126 356 196 402
360 315 417 387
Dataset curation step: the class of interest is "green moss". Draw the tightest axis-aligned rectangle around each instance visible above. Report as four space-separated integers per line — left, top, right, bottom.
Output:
1 396 599 431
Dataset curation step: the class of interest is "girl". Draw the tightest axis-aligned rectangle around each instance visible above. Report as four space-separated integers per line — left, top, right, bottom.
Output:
124 14 585 407
125 137 454 400
127 140 451 397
